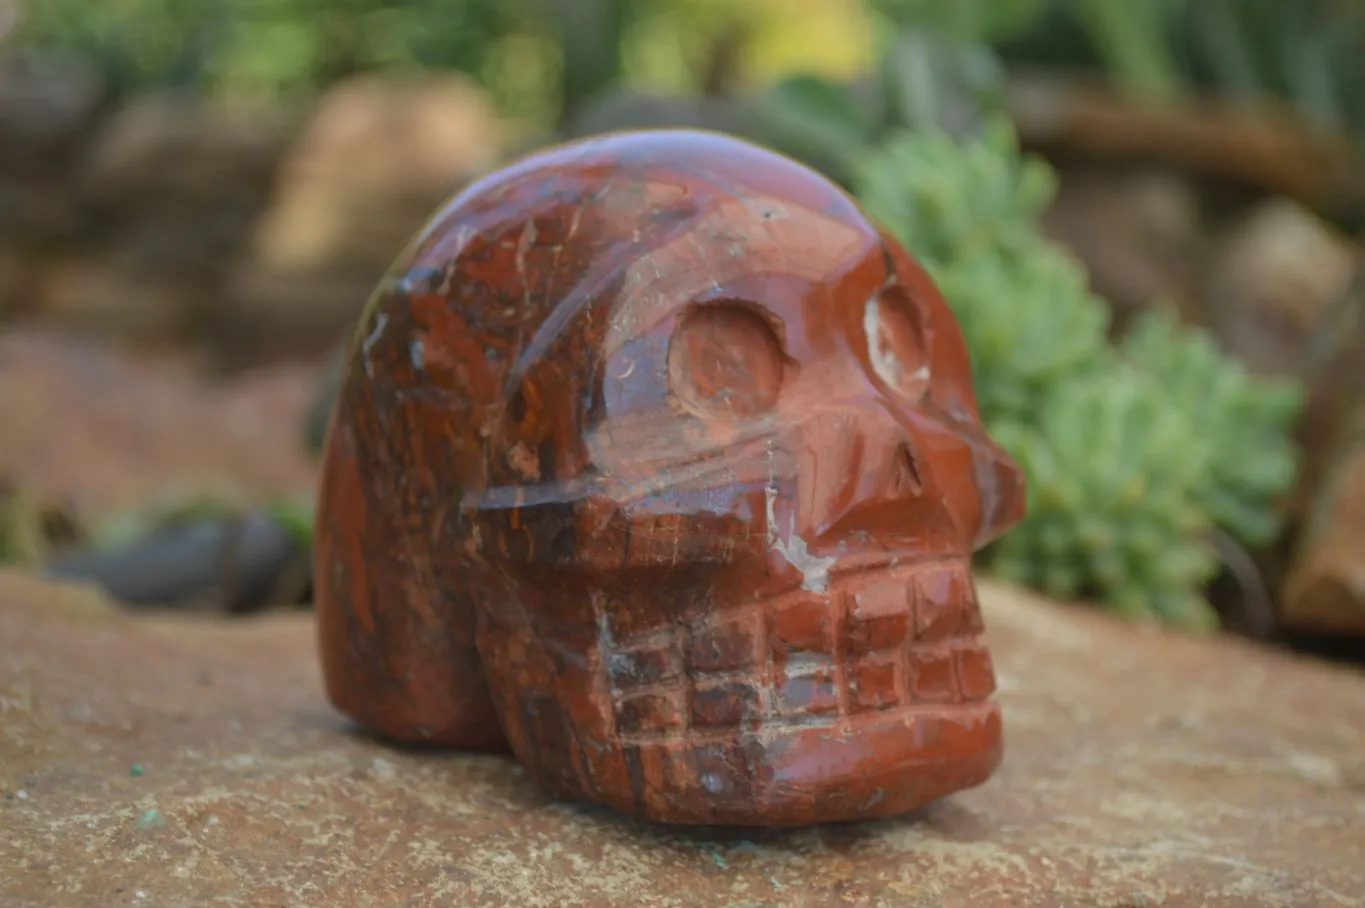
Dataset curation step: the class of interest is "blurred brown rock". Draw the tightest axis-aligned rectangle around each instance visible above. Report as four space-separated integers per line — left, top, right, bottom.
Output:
1008 73 1362 214
1282 406 1365 637
1040 166 1201 328
0 178 89 247
77 92 293 337
2 89 297 351
29 252 201 346
0 55 105 251
248 71 502 273
1291 264 1365 530
1201 199 1359 379
219 72 505 366
0 328 317 520
1198 199 1364 631
0 248 27 317
0 53 105 173
0 73 505 366
77 90 292 215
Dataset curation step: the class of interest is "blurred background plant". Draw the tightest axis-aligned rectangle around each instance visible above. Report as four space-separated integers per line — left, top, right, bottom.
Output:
854 119 1304 630
3 0 1363 643
12 0 1365 151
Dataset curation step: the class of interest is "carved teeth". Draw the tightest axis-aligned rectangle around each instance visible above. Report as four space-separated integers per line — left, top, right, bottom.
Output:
603 558 993 744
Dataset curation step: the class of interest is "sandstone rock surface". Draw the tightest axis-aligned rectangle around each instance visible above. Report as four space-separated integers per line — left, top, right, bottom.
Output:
3 569 1363 907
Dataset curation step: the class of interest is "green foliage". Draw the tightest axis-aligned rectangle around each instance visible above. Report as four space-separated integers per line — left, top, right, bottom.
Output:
852 119 1304 630
89 488 250 551
934 244 1110 425
13 0 555 121
266 495 319 551
757 75 881 185
996 0 1365 145
852 117 1054 264
869 0 1050 45
755 33 1011 188
0 483 47 567
1062 0 1188 102
1120 310 1305 548
874 32 1007 136
986 369 1220 631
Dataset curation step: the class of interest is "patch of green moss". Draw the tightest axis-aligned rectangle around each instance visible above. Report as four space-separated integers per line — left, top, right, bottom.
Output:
0 483 47 568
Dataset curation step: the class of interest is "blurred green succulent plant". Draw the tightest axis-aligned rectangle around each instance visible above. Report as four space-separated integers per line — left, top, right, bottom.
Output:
852 118 1304 630
983 369 1221 631
1120 309 1305 548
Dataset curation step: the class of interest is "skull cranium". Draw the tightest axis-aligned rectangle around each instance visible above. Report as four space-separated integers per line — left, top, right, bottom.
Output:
314 129 1026 826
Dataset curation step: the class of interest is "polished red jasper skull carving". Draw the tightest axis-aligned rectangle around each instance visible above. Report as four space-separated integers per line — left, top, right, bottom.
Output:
314 129 1027 826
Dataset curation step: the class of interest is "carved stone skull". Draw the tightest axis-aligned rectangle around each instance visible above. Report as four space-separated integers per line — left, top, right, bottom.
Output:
314 129 1027 826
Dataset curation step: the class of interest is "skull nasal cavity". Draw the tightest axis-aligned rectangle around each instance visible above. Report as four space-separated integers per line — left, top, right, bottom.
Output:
668 301 785 420
890 443 923 497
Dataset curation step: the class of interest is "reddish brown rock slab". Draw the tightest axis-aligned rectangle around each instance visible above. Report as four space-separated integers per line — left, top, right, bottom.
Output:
0 329 320 519
3 571 1364 907
1283 417 1365 636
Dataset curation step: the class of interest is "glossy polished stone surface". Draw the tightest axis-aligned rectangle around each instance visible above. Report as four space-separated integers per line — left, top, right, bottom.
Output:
313 129 1026 825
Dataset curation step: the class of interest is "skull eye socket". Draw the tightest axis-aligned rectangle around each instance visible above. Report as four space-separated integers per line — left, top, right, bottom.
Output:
866 284 931 402
668 301 785 420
